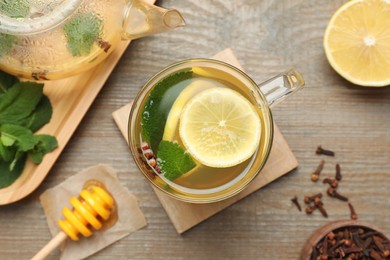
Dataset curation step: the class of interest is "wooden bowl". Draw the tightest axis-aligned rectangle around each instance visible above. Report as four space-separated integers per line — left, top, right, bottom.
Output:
300 219 390 260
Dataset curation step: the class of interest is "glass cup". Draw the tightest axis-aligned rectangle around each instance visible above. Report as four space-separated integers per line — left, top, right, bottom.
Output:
128 59 304 203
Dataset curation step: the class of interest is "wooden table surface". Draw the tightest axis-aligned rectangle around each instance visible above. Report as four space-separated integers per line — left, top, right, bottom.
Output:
1 0 390 259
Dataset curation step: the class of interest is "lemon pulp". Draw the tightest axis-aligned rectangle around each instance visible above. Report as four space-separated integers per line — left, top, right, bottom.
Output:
179 88 261 168
324 0 390 87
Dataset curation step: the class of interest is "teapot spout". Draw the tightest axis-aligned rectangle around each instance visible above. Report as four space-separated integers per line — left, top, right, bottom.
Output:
122 1 185 40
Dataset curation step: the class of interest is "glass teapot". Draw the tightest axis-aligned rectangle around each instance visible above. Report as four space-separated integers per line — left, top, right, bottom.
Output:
0 0 185 80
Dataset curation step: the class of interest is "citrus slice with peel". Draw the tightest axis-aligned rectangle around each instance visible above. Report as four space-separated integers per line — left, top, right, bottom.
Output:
324 0 390 87
162 79 218 141
179 88 261 168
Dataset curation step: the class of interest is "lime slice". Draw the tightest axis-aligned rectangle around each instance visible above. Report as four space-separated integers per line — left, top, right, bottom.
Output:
179 88 261 168
324 0 390 87
163 79 218 141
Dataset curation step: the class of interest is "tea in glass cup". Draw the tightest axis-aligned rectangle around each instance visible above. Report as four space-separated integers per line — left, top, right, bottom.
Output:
128 59 304 203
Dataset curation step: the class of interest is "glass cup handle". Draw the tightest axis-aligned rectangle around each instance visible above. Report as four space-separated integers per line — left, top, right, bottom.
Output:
257 69 305 108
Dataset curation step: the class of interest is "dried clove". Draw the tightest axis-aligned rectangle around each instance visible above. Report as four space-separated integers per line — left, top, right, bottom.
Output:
370 250 383 260
140 141 162 175
141 141 150 151
316 146 335 156
323 178 338 188
335 163 342 181
148 158 157 167
143 149 154 159
291 196 302 211
348 202 358 220
305 205 316 215
314 201 328 218
327 187 349 201
304 193 323 204
311 160 325 182
97 39 112 52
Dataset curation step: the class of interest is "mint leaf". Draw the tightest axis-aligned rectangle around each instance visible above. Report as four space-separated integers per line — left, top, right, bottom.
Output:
0 141 15 162
0 70 57 188
1 134 15 146
28 134 58 164
0 154 26 189
141 69 193 150
0 33 18 58
0 82 43 124
157 141 196 181
0 124 35 152
0 0 29 18
20 95 52 132
0 70 19 94
64 13 102 56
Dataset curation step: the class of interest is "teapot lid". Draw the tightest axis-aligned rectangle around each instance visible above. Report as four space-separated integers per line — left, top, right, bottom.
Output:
0 0 82 35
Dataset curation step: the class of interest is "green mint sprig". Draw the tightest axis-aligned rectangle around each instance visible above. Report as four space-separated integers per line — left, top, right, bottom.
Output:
157 141 196 181
0 71 58 188
63 12 103 56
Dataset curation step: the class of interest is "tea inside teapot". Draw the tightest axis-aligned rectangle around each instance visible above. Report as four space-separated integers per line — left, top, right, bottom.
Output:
0 0 185 80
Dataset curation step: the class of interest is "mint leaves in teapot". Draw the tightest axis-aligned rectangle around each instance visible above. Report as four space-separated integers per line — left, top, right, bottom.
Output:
0 71 58 188
64 13 103 57
0 33 18 58
0 0 29 18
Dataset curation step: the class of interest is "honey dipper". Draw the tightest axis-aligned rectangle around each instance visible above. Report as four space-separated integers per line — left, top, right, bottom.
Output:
32 186 114 260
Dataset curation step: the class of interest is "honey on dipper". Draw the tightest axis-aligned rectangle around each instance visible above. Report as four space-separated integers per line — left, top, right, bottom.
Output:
58 185 114 240
32 184 115 260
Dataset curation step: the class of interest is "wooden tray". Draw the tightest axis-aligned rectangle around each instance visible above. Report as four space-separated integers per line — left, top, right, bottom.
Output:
0 0 156 205
113 48 299 233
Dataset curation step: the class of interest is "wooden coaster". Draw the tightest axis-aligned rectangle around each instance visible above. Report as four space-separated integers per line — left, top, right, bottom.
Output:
112 48 298 234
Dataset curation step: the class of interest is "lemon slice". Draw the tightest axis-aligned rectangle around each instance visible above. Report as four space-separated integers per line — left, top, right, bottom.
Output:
163 79 217 141
324 0 390 87
179 88 261 168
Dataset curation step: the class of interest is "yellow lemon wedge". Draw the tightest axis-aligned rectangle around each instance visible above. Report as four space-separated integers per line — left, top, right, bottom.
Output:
162 79 218 141
324 0 390 87
179 88 261 168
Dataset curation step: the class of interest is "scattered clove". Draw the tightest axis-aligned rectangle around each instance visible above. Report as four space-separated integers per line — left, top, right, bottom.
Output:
335 163 342 181
316 145 335 156
291 196 302 211
304 193 328 218
314 198 328 218
311 160 325 182
323 178 338 188
305 205 316 215
293 146 358 221
348 202 358 220
327 187 349 202
304 193 323 204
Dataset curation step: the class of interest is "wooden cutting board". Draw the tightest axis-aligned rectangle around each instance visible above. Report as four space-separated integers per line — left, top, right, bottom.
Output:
112 48 299 234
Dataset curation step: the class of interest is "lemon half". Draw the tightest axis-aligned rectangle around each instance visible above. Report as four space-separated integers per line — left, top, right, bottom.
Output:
324 0 390 87
179 88 261 168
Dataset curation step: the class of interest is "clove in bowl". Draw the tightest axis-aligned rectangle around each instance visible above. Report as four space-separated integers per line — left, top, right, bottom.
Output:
301 220 390 260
